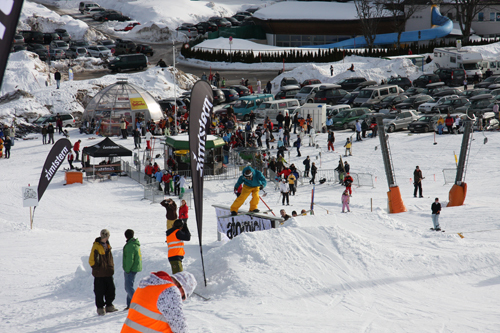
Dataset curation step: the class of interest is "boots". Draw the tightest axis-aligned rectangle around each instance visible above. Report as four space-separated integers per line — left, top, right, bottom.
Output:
97 308 105 316
105 305 118 313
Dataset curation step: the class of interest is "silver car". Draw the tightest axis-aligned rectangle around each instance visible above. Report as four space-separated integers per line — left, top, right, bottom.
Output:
295 84 323 105
87 45 112 58
65 47 88 59
383 110 419 132
50 40 69 51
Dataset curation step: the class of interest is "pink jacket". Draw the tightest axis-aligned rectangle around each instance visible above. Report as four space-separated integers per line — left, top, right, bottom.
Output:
341 193 350 204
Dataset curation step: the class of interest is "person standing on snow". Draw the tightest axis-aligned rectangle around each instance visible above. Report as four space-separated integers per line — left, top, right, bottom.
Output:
288 172 296 196
121 271 197 332
280 178 290 206
431 198 442 231
303 156 311 177
145 129 153 150
344 172 353 196
341 189 350 213
123 229 142 310
230 166 267 215
67 150 75 169
54 70 61 89
294 135 301 157
327 130 335 151
74 139 81 161
355 119 362 141
166 219 191 274
161 198 178 229
89 229 118 316
310 162 317 184
178 199 188 224
344 138 352 156
413 165 424 198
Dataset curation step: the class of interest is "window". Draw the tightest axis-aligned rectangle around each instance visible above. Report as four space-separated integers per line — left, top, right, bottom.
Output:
491 12 495 21
389 87 398 94
478 12 484 21
380 89 389 96
450 56 456 63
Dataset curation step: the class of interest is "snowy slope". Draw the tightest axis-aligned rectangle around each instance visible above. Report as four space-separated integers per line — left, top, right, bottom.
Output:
1 119 500 332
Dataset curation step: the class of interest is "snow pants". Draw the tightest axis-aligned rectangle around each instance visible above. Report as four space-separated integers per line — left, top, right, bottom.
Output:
346 185 352 195
230 184 260 212
169 260 183 274
328 141 334 151
432 214 440 229
94 276 115 309
342 202 350 212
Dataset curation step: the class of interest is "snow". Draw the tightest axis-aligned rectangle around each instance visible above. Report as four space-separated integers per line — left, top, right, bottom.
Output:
2 110 500 332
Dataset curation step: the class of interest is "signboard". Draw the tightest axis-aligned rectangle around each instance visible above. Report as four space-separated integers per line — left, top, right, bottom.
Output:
22 186 38 207
215 207 273 240
130 97 147 110
229 36 233 44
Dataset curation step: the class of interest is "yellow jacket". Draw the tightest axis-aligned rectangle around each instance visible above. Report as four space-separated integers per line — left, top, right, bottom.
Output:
288 174 296 184
437 117 445 125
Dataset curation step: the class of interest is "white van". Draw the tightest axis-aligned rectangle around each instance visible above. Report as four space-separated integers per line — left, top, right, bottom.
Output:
295 83 323 105
79 1 100 14
481 60 500 76
353 85 400 107
255 98 300 128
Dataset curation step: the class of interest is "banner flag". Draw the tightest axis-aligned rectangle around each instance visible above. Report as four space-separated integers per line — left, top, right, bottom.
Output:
0 0 25 90
215 208 273 240
37 138 72 203
189 80 213 286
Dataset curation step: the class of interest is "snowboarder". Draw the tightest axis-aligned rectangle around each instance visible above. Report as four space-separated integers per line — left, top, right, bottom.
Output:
123 229 142 310
341 190 350 213
431 198 441 231
166 219 191 274
89 229 118 316
230 166 267 215
280 178 290 205
121 271 197 332
413 166 424 198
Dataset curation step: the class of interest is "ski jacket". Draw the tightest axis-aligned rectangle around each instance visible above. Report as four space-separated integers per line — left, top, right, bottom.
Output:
278 168 291 178
311 164 317 175
68 152 74 161
276 113 284 123
54 71 61 80
145 131 153 141
123 238 142 274
166 223 191 261
326 118 333 126
445 116 454 126
162 173 172 183
342 193 350 204
303 158 310 170
234 166 267 189
355 121 361 132
288 174 296 185
344 141 352 148
88 238 114 277
328 132 335 143
279 181 290 193
431 202 441 215
344 163 350 173
145 165 153 176
121 274 186 333
161 200 178 220
155 171 163 182
178 176 186 188
153 164 160 174
47 124 55 134
74 141 80 152
179 205 188 219
414 169 423 183
344 175 353 186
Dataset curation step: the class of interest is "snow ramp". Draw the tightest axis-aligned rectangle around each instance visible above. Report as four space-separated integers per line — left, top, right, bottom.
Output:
310 5 452 49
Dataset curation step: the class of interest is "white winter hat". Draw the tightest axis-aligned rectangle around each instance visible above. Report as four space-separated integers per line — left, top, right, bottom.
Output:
172 271 197 299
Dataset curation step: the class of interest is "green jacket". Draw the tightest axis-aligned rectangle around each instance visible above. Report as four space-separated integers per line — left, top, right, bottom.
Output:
123 238 142 273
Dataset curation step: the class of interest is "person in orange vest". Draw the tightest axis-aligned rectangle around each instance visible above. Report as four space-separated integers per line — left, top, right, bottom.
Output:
166 219 191 274
121 271 197 333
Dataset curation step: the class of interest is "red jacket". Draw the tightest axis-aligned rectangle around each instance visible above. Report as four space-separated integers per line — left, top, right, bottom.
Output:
145 165 153 176
162 173 172 183
74 141 80 152
279 168 291 178
68 152 74 161
153 165 160 174
179 204 188 219
445 116 454 126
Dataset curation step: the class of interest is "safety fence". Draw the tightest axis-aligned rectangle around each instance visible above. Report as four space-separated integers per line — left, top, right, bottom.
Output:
442 168 457 185
142 182 193 206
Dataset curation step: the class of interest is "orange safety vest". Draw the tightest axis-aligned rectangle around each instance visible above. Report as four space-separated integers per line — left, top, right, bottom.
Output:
121 283 175 333
167 230 185 258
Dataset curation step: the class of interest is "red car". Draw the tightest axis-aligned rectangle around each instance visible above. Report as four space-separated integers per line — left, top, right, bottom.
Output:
115 22 141 32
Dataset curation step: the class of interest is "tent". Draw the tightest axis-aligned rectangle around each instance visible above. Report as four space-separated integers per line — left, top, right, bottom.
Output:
82 137 132 157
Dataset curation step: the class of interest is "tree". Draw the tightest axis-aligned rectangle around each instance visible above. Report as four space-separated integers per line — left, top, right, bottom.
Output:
354 0 385 50
451 0 491 44
384 0 428 50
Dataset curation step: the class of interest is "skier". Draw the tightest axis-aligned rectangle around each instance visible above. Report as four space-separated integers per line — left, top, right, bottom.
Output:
166 219 191 274
121 271 197 332
341 190 350 213
280 178 290 205
230 166 267 215
431 197 442 231
344 138 352 156
344 172 353 196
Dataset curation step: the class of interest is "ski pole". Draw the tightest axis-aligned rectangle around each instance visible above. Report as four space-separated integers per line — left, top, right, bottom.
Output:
260 195 276 216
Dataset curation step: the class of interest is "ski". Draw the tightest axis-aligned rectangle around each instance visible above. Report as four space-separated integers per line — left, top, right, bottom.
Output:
193 292 211 301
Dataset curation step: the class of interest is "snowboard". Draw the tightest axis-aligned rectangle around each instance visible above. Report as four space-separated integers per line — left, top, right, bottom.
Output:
218 209 273 219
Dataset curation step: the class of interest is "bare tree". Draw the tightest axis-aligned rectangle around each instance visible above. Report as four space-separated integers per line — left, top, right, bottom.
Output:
452 0 491 44
354 0 385 50
384 0 428 50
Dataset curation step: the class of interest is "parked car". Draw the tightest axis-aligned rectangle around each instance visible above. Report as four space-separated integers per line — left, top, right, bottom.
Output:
176 26 198 39
27 43 46 52
455 94 495 114
19 30 44 44
331 108 371 130
11 44 28 52
97 39 116 49
338 91 359 106
114 40 137 55
115 22 141 32
48 49 66 60
208 17 232 27
418 95 458 114
136 44 154 56
366 94 408 111
474 75 500 89
195 22 218 34
225 17 241 26
387 76 412 90
102 13 131 22
84 7 105 16
413 73 441 88
93 10 120 21
426 82 451 97
346 111 376 130
434 68 467 87
212 89 226 105
70 40 89 48
42 32 60 45
402 87 426 96
395 94 434 110
275 85 301 100
108 54 148 72
280 77 300 87
34 114 75 127
50 40 69 51
431 96 469 114
383 110 419 132
79 1 100 13
313 84 348 105
408 115 438 132
156 98 188 113
228 85 251 97
459 88 490 99
295 84 323 105
86 45 112 58
221 88 240 102
336 77 367 91
13 34 25 44
432 87 463 98
233 14 251 22
55 29 71 42
300 79 321 88
27 44 48 60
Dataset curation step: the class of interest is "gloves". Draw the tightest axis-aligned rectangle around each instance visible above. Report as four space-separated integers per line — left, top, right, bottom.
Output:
259 185 264 190
234 188 238 194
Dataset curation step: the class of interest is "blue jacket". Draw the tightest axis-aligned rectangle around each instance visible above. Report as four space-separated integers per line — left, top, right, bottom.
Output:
296 137 301 148
155 171 163 182
234 166 267 189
